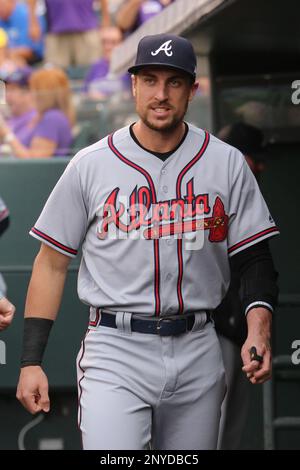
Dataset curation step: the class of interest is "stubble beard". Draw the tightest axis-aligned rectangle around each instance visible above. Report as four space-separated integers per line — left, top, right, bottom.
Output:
138 100 189 134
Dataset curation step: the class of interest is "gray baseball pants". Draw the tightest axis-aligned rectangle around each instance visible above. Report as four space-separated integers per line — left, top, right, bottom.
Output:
217 334 250 449
77 311 226 450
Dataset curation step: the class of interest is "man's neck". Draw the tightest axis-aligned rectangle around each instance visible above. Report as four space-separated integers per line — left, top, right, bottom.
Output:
132 120 186 154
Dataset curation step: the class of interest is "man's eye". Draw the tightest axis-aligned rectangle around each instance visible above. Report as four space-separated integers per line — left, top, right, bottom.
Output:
144 78 155 84
170 80 180 87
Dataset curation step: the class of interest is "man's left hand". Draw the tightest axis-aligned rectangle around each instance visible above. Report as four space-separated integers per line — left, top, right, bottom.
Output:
241 307 272 384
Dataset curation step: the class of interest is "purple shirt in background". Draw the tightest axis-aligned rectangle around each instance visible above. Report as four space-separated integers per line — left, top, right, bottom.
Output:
8 109 37 147
32 109 72 157
84 58 131 95
84 58 110 88
124 0 175 36
45 0 98 34
136 0 164 28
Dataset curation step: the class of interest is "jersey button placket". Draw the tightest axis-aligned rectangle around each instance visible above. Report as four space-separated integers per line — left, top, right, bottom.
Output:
156 166 173 315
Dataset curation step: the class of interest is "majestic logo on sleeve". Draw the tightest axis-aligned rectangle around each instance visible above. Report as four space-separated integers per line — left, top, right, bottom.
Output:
151 40 173 57
97 179 228 242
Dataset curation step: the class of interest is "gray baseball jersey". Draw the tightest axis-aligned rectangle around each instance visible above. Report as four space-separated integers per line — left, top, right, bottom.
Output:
30 123 279 316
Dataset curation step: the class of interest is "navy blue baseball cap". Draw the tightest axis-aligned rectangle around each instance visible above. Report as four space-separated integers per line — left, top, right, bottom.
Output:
128 34 197 81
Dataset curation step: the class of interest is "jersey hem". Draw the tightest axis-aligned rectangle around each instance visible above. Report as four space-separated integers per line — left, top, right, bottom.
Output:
29 227 77 258
228 227 280 257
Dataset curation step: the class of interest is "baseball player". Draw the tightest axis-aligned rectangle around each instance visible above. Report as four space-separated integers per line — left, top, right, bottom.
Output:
0 195 15 330
16 34 279 450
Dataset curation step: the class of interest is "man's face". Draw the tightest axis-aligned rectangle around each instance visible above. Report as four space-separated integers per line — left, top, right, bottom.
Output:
100 27 122 60
0 0 15 20
132 67 198 133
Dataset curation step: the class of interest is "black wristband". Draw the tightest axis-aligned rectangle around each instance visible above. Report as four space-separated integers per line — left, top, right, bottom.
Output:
21 317 54 368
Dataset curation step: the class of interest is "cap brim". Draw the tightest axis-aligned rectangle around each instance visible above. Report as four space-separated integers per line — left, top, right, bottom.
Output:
128 63 195 80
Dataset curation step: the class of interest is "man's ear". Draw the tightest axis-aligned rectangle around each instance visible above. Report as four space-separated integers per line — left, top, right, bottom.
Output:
131 75 137 97
189 81 199 101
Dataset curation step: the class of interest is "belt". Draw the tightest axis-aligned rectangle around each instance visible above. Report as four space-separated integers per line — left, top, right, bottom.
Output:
92 310 211 336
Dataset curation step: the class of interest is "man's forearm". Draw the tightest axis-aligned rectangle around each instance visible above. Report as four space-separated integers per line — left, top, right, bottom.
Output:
246 307 272 341
27 0 37 18
99 0 110 27
20 244 70 367
25 244 70 320
27 0 42 42
230 240 279 315
116 0 143 32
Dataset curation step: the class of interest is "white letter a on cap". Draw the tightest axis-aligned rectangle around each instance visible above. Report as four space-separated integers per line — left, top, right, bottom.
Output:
151 40 173 57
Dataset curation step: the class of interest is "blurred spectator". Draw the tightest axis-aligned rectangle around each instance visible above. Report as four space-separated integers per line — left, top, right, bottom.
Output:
1 67 38 146
116 0 174 35
0 0 45 64
218 122 266 178
84 26 131 99
27 0 110 68
0 67 74 158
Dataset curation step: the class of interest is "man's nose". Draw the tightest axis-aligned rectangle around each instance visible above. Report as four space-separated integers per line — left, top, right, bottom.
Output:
154 83 168 102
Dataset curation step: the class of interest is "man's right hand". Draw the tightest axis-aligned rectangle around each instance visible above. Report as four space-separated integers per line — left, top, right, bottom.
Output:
16 366 50 414
0 297 16 330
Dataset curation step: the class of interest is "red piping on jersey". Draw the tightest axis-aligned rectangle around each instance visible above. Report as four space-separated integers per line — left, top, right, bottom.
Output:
77 329 90 438
228 226 280 255
175 131 210 314
108 133 161 316
31 227 78 256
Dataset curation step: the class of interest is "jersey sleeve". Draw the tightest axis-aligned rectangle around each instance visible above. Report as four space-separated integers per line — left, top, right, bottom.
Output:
0 196 9 223
29 161 88 258
227 155 279 257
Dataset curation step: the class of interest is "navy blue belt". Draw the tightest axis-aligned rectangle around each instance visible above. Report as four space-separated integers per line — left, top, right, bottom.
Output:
93 310 211 336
